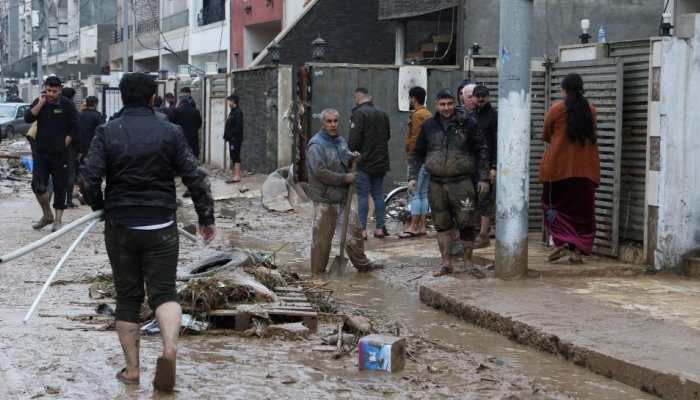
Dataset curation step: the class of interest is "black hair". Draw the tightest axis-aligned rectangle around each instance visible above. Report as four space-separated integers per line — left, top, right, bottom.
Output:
355 87 369 95
180 86 191 94
85 96 98 108
44 76 62 87
119 72 157 107
165 92 175 99
153 95 164 107
61 87 76 100
473 85 489 97
436 89 454 101
561 73 595 146
409 86 426 105
228 94 240 105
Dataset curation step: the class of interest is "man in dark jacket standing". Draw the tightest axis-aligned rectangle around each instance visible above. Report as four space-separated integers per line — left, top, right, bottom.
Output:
173 88 202 158
409 89 490 277
79 73 215 392
24 76 79 232
223 93 243 183
307 108 380 274
61 87 80 208
77 96 105 163
349 88 391 239
472 85 498 248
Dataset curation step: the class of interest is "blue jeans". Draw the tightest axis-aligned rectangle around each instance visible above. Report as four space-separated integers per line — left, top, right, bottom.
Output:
410 165 429 216
356 171 385 231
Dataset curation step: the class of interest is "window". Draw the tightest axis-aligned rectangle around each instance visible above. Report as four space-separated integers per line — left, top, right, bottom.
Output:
198 0 225 26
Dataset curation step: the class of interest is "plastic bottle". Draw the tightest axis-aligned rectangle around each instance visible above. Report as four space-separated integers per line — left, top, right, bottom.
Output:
597 25 607 43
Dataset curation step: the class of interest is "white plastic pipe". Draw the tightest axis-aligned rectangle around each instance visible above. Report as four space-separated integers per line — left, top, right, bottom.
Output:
178 227 199 243
23 218 100 323
0 210 103 264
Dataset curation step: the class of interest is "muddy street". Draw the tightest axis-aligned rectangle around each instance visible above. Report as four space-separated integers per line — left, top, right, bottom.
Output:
0 157 654 399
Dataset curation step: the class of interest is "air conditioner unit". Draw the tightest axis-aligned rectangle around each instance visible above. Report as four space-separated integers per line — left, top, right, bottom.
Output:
205 62 218 75
178 64 192 76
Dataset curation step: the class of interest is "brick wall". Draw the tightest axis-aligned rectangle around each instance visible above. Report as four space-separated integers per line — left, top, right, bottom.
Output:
232 67 279 173
261 0 396 66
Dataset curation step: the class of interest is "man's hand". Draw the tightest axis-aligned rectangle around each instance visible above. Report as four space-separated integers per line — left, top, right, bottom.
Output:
350 151 360 160
343 173 356 184
65 136 72 147
408 179 417 193
478 181 490 195
199 224 216 243
489 168 497 184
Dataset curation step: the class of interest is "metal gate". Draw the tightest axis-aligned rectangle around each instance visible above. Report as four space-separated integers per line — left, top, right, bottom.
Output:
549 59 625 257
102 87 122 120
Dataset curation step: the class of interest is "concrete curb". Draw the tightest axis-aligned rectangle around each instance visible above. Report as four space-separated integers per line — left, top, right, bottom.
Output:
420 280 700 400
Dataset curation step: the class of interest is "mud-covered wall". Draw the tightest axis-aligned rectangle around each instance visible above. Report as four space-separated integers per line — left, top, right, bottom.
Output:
655 15 700 270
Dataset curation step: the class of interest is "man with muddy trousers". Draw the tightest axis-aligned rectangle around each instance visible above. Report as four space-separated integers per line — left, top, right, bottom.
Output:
79 73 216 392
408 89 490 277
24 76 79 232
349 88 391 239
307 108 381 274
472 85 498 248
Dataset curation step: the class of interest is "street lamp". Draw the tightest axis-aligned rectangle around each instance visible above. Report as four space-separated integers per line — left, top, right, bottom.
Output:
579 19 591 44
268 41 281 65
311 35 327 62
660 12 673 37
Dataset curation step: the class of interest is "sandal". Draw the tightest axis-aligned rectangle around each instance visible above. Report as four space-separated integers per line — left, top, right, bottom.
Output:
547 246 568 262
433 265 454 277
398 231 418 239
116 368 139 385
32 216 54 230
373 228 390 238
153 356 176 392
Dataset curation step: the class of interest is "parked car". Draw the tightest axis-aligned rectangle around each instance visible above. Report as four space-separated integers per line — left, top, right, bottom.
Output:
0 103 31 140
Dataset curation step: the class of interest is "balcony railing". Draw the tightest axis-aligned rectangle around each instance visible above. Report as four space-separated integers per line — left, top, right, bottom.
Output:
69 38 79 50
136 18 159 35
162 9 189 32
48 40 67 56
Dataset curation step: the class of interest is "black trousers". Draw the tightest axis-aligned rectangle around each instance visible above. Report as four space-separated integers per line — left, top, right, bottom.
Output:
32 151 67 210
105 222 179 323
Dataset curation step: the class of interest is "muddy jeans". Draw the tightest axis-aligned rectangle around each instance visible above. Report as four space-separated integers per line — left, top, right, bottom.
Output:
428 178 477 241
311 195 372 274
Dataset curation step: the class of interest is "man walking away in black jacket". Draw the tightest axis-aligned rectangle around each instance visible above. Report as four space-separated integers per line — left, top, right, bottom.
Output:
473 85 498 248
349 88 391 239
173 87 202 158
77 96 105 164
24 76 79 232
61 87 79 208
79 73 216 392
223 93 243 183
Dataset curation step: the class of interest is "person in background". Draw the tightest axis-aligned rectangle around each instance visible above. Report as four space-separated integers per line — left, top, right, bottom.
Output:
79 72 215 392
164 92 177 110
540 73 600 264
461 83 477 115
408 89 490 277
399 86 432 239
173 87 203 199
61 87 79 208
472 85 498 248
24 76 79 231
456 79 473 112
307 108 381 274
77 96 105 165
223 93 243 184
349 87 391 239
153 96 170 121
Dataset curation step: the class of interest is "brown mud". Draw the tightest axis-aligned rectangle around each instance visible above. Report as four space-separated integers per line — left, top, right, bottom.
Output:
0 157 655 398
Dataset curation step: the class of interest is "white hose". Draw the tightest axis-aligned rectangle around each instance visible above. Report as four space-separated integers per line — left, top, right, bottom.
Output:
23 218 100 323
178 227 199 243
0 210 103 264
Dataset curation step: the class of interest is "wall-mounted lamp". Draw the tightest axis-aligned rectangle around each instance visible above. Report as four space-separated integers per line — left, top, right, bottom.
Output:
579 19 591 44
660 12 673 37
471 42 481 56
311 35 327 61
268 42 281 64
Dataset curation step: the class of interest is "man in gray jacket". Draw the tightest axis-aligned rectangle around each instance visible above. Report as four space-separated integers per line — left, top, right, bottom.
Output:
306 108 380 274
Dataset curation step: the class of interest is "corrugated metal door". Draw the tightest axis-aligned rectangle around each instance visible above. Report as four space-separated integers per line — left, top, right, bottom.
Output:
608 40 651 243
548 59 625 257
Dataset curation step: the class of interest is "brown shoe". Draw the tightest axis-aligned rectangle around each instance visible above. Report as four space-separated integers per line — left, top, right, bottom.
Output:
474 234 490 249
153 357 176 392
356 263 383 273
32 216 54 230
433 265 453 277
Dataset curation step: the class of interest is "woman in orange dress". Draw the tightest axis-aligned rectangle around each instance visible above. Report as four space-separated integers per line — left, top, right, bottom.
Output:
540 73 600 264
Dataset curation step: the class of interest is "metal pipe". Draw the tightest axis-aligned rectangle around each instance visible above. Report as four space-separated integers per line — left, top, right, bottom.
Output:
23 218 99 322
0 210 103 264
495 0 533 279
178 227 199 243
122 0 129 72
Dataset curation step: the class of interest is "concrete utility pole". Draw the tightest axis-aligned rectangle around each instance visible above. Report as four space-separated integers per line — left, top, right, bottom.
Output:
495 0 533 279
122 0 129 72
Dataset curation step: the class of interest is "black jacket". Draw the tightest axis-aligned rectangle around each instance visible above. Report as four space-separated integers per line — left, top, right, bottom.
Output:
348 102 391 176
24 95 79 155
173 101 202 139
475 103 498 170
408 110 489 182
77 108 105 155
79 106 214 226
224 106 243 142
